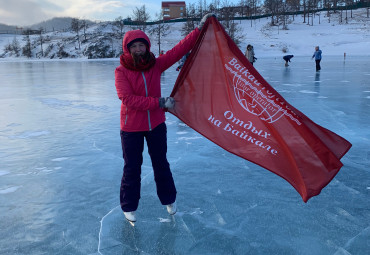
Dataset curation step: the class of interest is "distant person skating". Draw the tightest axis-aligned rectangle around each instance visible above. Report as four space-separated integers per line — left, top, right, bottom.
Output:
245 44 256 66
312 46 322 71
283 55 294 66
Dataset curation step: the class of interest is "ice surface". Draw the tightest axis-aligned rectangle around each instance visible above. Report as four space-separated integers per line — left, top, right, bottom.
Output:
0 57 369 254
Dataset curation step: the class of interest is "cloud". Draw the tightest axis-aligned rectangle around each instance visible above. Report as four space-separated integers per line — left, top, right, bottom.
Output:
55 0 125 21
0 0 163 26
0 0 51 26
68 1 163 21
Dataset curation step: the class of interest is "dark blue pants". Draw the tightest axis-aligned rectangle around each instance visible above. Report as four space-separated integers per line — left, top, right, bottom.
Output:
315 59 321 71
120 123 176 212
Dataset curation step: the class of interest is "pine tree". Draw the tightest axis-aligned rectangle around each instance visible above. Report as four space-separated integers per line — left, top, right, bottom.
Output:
71 18 82 50
12 37 21 57
22 33 32 58
38 28 44 57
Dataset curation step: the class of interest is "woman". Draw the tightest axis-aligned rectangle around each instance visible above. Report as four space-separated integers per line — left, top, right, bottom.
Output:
245 44 255 65
114 14 214 223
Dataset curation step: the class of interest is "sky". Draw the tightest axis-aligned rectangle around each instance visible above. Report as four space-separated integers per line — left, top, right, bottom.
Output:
0 0 241 26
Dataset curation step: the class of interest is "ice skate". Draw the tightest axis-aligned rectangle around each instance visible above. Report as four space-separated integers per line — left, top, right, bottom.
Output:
166 202 177 215
123 211 136 223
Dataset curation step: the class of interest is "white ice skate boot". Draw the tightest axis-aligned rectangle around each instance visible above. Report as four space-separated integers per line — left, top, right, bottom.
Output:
166 202 177 215
123 211 136 222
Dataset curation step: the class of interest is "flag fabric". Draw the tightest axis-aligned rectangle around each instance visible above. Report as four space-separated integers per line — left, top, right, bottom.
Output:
169 17 352 202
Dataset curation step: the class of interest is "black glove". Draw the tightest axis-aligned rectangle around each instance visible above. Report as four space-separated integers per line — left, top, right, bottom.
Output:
198 13 216 30
159 97 175 109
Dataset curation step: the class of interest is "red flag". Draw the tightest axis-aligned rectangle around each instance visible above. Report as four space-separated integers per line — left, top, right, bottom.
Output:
169 17 352 202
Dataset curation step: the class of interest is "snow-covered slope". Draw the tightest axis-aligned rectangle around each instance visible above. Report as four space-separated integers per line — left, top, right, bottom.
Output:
0 8 369 60
241 8 370 57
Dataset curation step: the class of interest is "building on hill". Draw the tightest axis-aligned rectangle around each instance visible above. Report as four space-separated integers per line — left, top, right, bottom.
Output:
161 1 186 20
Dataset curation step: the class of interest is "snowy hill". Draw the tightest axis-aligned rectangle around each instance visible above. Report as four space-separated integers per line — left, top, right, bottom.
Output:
0 8 369 60
28 17 96 32
247 8 370 57
0 23 17 32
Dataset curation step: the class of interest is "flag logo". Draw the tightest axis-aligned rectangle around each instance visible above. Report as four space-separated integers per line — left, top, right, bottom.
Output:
226 57 301 125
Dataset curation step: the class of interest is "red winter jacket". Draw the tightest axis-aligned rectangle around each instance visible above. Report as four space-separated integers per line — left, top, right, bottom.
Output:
115 28 200 132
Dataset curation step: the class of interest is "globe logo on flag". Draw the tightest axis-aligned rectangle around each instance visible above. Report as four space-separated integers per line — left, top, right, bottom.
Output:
232 73 286 124
225 58 301 125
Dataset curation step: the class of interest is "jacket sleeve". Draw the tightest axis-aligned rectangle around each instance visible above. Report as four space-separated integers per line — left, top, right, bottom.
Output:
115 68 159 111
158 28 201 72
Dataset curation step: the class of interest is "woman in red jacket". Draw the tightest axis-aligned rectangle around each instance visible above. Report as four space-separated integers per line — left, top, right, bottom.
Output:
115 14 213 223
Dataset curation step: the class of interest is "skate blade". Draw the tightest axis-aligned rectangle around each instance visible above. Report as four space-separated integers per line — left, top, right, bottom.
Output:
126 219 135 226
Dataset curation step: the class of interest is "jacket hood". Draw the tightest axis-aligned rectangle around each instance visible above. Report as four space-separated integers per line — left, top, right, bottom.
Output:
122 30 151 54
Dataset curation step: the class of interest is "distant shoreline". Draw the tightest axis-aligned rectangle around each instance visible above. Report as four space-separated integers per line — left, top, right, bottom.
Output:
1 54 368 64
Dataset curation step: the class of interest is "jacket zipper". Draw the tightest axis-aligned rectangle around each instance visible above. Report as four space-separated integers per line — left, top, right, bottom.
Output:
124 107 128 125
141 72 152 131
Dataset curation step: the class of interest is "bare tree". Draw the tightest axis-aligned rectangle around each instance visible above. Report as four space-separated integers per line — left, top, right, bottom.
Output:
81 19 88 41
208 0 221 17
264 0 282 25
286 0 300 21
112 16 125 39
149 13 171 55
197 0 204 18
344 0 355 23
38 27 44 57
22 32 32 58
280 0 288 29
238 0 248 18
249 0 258 16
132 5 151 32
286 0 301 11
182 3 198 36
71 18 82 50
332 0 339 12
244 0 258 27
220 0 244 46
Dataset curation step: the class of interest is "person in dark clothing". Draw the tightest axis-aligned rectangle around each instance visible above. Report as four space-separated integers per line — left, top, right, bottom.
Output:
176 52 190 71
283 55 294 66
312 46 322 71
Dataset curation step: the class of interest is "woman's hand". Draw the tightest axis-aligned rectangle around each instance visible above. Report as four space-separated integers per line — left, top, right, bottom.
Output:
159 97 175 109
198 13 216 30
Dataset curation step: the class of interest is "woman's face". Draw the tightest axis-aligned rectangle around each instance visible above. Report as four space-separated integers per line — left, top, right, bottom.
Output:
129 42 147 56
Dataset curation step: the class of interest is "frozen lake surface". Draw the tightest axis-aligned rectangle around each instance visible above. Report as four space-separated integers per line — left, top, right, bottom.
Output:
0 56 369 254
